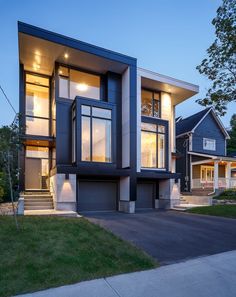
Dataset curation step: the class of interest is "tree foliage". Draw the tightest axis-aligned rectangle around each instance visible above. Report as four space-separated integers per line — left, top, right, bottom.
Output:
0 115 24 202
227 114 236 154
196 0 236 115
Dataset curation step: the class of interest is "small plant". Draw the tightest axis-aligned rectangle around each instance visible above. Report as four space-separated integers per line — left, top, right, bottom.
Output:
214 189 236 200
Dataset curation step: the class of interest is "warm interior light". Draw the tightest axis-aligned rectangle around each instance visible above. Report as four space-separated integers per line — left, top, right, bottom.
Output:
76 83 88 91
59 70 63 75
33 96 41 114
64 53 69 59
33 63 40 71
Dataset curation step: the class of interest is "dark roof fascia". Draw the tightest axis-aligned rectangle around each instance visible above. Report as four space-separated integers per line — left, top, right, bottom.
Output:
18 21 137 66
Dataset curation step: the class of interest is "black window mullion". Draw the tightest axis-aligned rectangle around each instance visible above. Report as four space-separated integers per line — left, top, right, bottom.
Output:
90 116 92 162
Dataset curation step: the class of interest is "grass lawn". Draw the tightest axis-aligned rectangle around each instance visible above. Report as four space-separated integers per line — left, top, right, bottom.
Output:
188 205 236 219
0 216 156 297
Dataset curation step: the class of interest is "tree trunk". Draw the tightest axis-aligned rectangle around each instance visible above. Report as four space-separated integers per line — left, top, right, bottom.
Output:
7 152 19 230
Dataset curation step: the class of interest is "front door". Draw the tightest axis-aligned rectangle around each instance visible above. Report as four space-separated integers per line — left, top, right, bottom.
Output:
25 146 49 190
25 158 42 189
201 166 214 186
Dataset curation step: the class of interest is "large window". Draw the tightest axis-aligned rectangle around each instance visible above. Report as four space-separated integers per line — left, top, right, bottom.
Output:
59 66 100 100
141 122 166 169
141 89 160 118
81 105 111 163
203 138 216 151
25 74 50 136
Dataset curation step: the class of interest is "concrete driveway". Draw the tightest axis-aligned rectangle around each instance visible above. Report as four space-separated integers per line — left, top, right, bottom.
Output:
86 210 236 265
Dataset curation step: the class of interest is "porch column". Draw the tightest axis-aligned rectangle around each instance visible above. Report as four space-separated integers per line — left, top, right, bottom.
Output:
225 162 232 189
214 161 219 192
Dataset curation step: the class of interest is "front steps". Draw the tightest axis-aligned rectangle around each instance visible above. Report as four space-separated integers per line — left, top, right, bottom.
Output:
191 189 214 196
23 192 54 210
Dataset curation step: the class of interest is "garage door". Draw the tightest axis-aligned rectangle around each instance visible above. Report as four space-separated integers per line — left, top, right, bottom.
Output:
136 183 155 209
78 181 117 212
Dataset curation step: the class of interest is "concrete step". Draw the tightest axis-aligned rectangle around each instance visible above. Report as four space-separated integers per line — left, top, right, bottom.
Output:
24 195 52 199
191 189 214 196
25 201 53 207
24 198 53 203
24 205 54 210
23 191 54 211
172 205 188 211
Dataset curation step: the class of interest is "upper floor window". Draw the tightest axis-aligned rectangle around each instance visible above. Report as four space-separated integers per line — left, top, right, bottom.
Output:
141 122 166 169
141 89 160 118
59 66 100 100
25 73 50 136
203 138 216 151
81 105 112 163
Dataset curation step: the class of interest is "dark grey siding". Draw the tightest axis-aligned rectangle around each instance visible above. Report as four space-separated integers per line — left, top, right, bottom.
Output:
78 180 117 212
136 182 155 209
176 136 191 192
192 113 226 156
56 100 73 165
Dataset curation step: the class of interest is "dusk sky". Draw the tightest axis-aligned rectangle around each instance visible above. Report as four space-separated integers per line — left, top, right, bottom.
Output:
0 0 234 128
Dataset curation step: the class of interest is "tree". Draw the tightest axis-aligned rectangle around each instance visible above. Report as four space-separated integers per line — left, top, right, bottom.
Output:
196 0 236 115
227 114 236 154
0 115 24 229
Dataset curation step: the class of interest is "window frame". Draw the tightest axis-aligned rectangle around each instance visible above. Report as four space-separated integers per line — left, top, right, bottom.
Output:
141 116 168 170
24 71 51 137
141 88 161 118
57 63 105 101
75 97 116 167
203 138 216 151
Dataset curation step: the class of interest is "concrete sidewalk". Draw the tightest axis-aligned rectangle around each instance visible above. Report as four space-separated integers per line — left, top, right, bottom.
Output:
16 250 236 297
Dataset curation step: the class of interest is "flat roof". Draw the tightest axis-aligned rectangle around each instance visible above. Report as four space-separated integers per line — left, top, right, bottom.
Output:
138 67 199 105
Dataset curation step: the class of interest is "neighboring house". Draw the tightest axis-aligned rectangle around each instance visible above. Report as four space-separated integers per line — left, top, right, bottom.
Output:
176 108 236 194
18 22 198 213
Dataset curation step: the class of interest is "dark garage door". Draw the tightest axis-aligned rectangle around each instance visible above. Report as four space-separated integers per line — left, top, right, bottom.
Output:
78 181 117 212
136 182 155 209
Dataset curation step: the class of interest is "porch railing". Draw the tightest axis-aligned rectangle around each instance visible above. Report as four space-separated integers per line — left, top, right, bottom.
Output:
192 178 236 189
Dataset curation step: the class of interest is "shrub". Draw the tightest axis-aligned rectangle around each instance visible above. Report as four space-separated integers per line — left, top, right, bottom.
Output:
214 189 236 200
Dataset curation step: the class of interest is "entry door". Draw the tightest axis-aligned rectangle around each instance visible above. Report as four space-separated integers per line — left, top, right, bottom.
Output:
201 167 214 182
25 158 42 190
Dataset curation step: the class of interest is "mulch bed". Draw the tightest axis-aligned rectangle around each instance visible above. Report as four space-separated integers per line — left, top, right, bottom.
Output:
0 203 17 215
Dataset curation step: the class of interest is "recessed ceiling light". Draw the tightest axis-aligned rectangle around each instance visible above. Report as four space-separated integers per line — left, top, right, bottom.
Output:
76 83 88 91
64 53 69 59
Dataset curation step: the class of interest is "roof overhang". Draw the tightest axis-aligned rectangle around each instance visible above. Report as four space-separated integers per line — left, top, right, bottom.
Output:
138 67 199 106
188 151 236 162
18 22 136 76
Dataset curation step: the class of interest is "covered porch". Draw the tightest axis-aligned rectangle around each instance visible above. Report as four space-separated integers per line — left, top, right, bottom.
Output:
190 153 236 192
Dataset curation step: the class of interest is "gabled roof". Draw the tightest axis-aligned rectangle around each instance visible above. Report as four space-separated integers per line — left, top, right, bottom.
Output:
176 107 230 139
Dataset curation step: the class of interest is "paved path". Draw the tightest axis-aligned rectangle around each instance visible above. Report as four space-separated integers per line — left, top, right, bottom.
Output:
86 210 236 264
16 250 236 297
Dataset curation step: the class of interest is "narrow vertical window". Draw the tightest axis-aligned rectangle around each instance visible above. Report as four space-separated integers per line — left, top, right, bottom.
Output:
141 123 166 169
81 105 112 163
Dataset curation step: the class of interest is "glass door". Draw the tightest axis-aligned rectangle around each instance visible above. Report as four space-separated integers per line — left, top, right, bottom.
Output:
201 166 214 183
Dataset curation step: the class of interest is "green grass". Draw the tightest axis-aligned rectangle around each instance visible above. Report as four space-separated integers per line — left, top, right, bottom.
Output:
0 216 156 297
188 205 236 219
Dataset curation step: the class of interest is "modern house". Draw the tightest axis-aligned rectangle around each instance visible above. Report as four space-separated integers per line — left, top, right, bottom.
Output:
176 108 236 195
18 22 198 213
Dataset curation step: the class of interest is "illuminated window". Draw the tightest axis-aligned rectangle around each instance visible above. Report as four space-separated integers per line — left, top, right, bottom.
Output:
141 122 166 168
25 74 50 136
59 66 100 100
81 105 112 163
141 89 160 118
